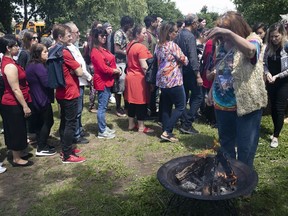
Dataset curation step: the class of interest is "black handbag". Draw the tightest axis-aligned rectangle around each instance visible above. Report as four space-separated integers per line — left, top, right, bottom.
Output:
145 54 158 84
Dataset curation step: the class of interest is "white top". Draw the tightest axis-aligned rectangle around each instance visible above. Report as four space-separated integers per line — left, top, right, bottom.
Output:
67 44 92 86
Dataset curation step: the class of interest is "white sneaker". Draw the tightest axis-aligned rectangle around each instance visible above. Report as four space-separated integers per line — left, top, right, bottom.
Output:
98 130 115 139
109 95 116 104
270 137 279 148
106 126 116 134
0 165 7 174
270 135 274 140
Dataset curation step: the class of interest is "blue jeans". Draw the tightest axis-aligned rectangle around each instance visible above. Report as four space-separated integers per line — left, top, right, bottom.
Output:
161 85 185 133
74 86 84 139
97 87 111 133
182 79 203 128
215 109 263 168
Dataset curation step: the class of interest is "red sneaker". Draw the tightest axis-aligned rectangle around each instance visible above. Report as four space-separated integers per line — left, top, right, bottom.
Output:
59 148 82 159
62 154 86 163
73 148 82 154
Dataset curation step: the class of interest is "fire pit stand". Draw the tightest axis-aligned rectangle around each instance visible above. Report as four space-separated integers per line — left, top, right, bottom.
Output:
162 193 238 216
157 155 258 216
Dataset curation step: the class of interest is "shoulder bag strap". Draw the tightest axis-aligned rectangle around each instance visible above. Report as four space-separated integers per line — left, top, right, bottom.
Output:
126 42 138 55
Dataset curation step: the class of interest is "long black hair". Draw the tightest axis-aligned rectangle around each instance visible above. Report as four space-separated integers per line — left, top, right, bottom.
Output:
91 27 108 49
0 35 18 54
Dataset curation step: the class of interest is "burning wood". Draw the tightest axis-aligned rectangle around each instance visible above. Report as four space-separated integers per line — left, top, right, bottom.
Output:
176 150 237 196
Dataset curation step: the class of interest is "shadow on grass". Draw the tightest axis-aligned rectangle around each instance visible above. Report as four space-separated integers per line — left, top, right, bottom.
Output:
180 133 215 152
18 165 168 216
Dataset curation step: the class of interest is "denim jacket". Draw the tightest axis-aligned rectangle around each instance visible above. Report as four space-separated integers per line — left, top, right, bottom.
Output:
264 44 288 78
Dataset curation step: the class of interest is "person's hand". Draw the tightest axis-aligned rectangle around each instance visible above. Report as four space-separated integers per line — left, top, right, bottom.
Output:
206 27 230 42
266 72 276 83
206 69 216 81
206 88 214 106
271 75 278 83
23 106 31 118
196 76 203 86
113 68 121 75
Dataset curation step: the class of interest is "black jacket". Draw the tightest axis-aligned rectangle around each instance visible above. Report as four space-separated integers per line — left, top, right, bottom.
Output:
174 29 199 76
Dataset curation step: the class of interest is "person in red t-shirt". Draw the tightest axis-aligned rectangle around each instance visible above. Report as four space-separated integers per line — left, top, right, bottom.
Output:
90 27 121 139
125 25 154 133
0 35 33 167
52 24 85 163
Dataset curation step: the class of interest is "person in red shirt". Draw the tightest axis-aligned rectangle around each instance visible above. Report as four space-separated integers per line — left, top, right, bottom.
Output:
90 27 121 139
52 24 85 163
0 35 33 167
125 25 154 133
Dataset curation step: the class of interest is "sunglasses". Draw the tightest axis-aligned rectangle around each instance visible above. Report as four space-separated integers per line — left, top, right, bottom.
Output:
32 37 38 40
100 34 108 37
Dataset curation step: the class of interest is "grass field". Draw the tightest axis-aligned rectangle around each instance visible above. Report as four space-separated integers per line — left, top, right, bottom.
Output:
0 94 287 216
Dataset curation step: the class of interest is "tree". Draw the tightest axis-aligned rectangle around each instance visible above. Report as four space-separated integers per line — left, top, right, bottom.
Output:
0 0 15 34
3 0 183 36
146 0 183 21
197 6 220 29
233 0 288 26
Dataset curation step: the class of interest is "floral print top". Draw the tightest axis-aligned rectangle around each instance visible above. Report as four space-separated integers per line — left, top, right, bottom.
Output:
155 41 188 88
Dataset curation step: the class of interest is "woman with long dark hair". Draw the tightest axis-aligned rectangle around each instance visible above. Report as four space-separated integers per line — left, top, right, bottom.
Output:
26 43 55 156
0 35 33 167
90 27 121 139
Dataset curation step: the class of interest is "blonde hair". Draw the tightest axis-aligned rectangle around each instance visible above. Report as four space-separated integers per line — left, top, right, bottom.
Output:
266 22 287 56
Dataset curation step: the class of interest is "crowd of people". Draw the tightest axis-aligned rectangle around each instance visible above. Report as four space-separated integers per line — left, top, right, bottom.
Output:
0 11 287 172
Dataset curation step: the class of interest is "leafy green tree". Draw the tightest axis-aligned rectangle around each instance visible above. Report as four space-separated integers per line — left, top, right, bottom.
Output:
233 0 288 26
197 6 220 29
0 0 16 34
146 0 183 21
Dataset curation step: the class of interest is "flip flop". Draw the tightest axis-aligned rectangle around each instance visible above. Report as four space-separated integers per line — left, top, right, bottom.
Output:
128 124 139 131
139 127 154 133
161 133 179 142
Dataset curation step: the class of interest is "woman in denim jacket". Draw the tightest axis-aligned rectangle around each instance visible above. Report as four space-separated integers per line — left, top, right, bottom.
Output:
264 22 288 148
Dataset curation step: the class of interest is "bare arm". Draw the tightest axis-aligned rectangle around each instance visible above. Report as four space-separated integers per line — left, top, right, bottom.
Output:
4 64 31 117
207 27 256 58
74 66 83 77
139 59 148 74
114 44 126 56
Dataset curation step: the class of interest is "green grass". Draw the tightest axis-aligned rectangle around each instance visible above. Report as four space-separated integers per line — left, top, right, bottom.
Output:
0 94 287 216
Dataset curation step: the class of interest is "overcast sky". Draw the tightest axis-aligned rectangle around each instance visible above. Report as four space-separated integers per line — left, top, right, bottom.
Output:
172 0 236 15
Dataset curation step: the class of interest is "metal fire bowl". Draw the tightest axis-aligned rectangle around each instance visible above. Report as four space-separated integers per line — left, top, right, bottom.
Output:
157 155 258 201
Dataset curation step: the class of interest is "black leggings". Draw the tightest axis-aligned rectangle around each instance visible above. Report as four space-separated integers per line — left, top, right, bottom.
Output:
267 81 288 137
128 103 147 121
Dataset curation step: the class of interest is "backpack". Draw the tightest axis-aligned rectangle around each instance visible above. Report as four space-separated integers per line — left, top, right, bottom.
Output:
46 43 66 89
110 31 115 54
145 54 158 84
